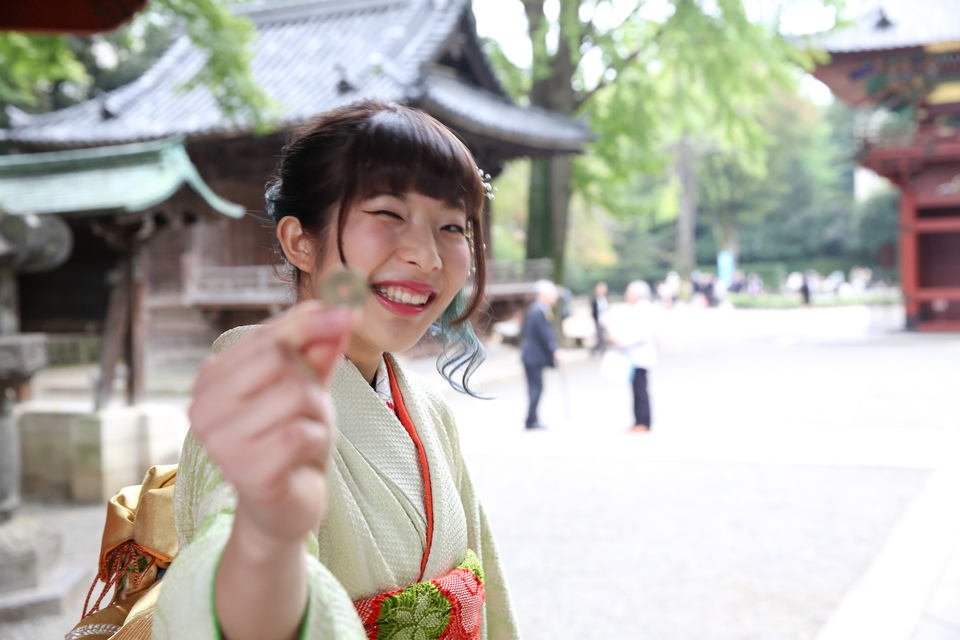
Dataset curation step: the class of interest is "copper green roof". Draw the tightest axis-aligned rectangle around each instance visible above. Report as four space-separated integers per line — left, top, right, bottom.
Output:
0 137 244 218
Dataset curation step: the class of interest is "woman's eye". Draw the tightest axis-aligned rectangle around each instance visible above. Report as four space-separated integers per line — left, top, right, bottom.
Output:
366 209 402 220
442 224 467 235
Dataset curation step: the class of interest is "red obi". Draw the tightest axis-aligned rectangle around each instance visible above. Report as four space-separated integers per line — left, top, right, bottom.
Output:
353 549 486 640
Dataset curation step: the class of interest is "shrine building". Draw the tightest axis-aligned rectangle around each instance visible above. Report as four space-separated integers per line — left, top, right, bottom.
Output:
0 0 592 403
809 0 960 331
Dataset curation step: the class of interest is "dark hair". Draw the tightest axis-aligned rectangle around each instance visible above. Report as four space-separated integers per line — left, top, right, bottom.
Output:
266 100 488 394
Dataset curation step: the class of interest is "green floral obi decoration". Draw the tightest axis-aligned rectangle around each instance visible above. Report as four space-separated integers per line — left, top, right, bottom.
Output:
353 549 485 640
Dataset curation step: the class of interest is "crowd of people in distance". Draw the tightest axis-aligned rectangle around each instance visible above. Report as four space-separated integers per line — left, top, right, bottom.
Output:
515 264 894 436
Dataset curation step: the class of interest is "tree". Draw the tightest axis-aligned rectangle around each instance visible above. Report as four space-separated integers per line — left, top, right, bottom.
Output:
698 91 849 267
0 0 273 132
488 0 841 281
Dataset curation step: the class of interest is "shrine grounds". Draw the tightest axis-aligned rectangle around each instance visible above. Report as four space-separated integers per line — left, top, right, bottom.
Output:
3 302 959 640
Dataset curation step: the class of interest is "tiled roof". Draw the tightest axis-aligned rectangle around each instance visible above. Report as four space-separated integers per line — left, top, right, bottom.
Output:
3 0 591 152
0 137 244 218
418 70 591 152
805 0 960 53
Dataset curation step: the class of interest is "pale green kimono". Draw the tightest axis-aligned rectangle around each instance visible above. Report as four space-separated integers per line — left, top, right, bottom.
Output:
153 327 521 639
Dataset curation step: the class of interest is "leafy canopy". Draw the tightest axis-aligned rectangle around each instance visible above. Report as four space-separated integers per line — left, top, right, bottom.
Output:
0 0 276 131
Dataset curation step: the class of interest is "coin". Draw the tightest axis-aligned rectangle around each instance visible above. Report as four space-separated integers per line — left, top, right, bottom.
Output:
317 266 369 308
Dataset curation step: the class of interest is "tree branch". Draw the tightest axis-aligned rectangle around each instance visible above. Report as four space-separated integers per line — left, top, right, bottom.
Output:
573 23 664 111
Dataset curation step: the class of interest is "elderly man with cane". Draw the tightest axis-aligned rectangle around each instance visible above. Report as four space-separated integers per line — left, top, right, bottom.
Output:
520 279 563 430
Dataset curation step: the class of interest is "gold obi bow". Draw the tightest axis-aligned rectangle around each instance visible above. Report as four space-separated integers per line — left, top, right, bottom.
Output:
67 464 179 640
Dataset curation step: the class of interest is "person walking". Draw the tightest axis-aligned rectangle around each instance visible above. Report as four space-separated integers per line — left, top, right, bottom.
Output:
590 281 609 356
520 280 560 430
608 280 657 433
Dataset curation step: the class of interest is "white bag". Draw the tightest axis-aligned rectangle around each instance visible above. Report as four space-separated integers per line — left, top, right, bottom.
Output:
600 350 634 383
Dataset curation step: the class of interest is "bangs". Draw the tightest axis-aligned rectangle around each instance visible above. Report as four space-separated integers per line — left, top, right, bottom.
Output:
346 108 484 217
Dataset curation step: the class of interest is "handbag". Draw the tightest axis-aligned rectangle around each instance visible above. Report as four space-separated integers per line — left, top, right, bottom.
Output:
600 349 634 383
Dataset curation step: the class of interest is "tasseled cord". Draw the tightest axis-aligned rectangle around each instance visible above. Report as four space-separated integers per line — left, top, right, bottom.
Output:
81 540 156 618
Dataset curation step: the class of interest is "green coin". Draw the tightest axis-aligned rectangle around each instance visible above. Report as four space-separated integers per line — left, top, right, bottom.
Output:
318 267 369 308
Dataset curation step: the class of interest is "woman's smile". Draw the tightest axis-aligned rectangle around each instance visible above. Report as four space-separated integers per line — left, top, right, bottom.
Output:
371 280 438 312
315 190 471 377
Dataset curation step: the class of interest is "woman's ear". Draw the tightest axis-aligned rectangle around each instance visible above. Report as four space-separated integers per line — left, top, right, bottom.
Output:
276 216 316 273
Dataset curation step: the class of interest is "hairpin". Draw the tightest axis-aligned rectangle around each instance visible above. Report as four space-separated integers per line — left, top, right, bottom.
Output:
478 168 497 200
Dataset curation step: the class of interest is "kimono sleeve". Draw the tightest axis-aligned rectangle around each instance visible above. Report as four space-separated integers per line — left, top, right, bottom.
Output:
152 432 366 640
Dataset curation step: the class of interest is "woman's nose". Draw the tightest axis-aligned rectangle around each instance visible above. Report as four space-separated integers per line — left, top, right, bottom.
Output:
398 223 442 271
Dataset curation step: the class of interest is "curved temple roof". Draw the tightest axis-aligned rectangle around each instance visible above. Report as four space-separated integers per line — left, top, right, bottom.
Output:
803 1 960 53
3 0 591 154
0 137 245 218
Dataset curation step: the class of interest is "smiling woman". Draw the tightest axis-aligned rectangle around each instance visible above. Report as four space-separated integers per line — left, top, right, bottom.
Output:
267 101 489 393
144 101 521 640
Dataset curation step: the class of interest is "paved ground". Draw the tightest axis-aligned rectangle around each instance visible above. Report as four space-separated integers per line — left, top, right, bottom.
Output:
3 303 959 640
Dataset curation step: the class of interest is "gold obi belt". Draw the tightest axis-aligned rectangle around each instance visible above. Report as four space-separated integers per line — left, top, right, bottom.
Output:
66 464 179 640
353 549 486 640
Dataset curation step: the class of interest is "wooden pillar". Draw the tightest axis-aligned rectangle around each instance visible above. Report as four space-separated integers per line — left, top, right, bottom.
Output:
96 255 131 410
127 242 146 405
899 187 919 330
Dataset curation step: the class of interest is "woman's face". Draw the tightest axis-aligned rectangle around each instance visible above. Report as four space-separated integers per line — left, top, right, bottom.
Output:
316 190 472 367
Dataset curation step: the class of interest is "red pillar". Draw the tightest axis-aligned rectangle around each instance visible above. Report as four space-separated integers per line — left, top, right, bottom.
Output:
899 187 919 329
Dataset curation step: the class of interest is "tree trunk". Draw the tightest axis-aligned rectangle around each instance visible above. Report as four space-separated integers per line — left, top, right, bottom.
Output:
526 158 553 261
675 132 698 276
523 0 578 283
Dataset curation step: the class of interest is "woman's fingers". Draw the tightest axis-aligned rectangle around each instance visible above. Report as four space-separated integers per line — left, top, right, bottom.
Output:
231 419 331 540
192 302 354 402
198 373 327 464
234 418 332 492
189 303 354 430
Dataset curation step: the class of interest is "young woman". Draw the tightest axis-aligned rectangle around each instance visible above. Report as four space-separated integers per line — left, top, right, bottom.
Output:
153 101 521 640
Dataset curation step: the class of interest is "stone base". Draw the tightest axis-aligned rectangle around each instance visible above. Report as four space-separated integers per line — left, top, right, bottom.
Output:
0 561 91 623
17 403 189 503
0 516 60 593
0 516 91 622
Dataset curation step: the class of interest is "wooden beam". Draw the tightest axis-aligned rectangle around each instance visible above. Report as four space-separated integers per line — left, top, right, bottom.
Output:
914 287 960 302
914 217 960 233
918 321 960 332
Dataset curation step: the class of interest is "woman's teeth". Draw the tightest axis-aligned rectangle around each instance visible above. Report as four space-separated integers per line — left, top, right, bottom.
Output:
377 286 429 306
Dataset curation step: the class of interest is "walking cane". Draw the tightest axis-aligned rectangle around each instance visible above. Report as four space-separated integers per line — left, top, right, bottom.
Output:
556 356 572 423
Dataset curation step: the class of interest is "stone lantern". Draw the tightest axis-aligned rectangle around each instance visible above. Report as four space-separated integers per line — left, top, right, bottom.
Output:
0 209 81 620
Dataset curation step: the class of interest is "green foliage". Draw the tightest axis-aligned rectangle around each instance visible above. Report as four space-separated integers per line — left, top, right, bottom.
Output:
697 91 853 262
489 160 531 260
0 0 276 132
479 36 530 103
728 289 902 309
482 0 847 283
854 188 899 264
0 33 85 104
153 0 278 131
734 261 789 293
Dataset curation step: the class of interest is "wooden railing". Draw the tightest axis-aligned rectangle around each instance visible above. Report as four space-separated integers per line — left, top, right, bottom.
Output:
468 258 554 297
182 258 554 307
183 264 291 307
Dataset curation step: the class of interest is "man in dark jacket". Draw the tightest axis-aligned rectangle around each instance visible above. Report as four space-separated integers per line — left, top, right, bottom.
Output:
521 280 561 430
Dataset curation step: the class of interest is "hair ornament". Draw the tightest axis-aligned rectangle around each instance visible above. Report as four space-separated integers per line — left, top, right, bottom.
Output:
478 168 497 200
265 180 283 221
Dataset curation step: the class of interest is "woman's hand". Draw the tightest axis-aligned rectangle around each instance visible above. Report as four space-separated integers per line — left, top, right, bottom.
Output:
189 301 354 548
187 302 355 640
